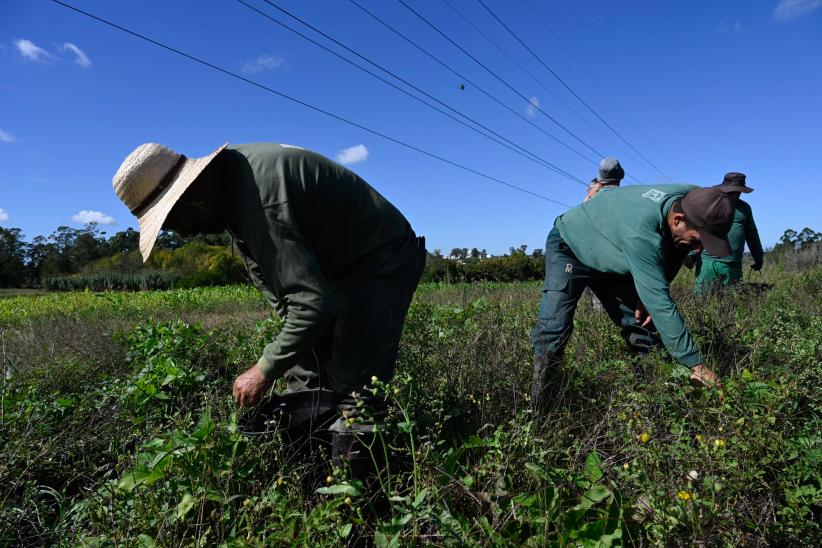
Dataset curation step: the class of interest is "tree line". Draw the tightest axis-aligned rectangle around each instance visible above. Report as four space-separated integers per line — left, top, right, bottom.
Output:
0 224 819 289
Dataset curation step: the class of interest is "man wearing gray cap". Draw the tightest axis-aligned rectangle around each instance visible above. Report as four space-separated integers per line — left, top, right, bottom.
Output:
531 184 735 411
694 172 764 293
584 157 625 202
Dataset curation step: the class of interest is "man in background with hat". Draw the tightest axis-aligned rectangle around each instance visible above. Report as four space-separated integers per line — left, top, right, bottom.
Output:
693 172 764 293
584 157 625 202
530 184 734 411
112 142 426 423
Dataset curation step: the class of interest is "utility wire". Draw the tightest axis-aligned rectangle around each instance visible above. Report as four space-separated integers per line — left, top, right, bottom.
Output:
347 0 598 169
49 0 573 208
238 0 584 184
396 0 607 162
440 0 638 168
476 0 674 182
520 0 684 179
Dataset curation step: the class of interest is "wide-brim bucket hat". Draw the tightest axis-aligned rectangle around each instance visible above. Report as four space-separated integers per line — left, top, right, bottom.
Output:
112 142 227 262
714 171 753 194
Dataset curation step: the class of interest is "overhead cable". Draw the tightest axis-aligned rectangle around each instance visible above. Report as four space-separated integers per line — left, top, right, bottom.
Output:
49 0 574 208
476 0 674 182
396 0 607 161
238 0 584 184
520 0 683 179
440 0 648 181
347 0 598 168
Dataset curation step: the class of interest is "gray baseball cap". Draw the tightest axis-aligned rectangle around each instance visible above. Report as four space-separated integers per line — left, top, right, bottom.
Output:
597 157 625 184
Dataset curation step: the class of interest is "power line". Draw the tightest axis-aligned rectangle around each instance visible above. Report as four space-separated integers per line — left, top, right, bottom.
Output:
238 0 584 185
440 0 648 184
476 0 674 182
49 0 573 209
520 0 684 179
395 0 608 162
347 0 598 169
440 0 638 168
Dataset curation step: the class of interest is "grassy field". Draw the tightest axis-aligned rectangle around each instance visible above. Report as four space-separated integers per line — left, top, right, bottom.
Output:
1 267 820 545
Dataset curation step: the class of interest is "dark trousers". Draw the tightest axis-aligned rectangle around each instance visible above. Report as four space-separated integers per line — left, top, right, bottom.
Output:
284 238 427 396
531 227 658 361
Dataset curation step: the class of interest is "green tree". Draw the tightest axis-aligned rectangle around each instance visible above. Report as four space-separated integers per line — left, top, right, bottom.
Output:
0 227 27 287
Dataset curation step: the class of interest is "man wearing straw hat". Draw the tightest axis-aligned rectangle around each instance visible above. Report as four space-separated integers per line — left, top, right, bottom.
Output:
112 142 426 421
693 172 764 293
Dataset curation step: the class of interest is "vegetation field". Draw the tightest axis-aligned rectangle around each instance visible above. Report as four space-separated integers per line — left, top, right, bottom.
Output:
1 266 820 545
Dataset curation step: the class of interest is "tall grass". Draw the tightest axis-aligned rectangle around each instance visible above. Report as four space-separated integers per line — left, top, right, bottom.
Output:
1 265 820 545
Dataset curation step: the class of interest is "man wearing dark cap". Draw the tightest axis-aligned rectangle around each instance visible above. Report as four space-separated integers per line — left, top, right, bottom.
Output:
694 172 764 293
584 157 625 202
531 185 734 410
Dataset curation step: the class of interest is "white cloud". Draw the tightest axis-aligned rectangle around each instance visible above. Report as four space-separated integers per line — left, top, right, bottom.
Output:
774 0 822 20
0 208 9 222
717 19 744 34
63 42 91 67
15 38 53 62
336 144 369 165
242 54 284 74
526 96 540 117
0 129 16 143
71 210 116 225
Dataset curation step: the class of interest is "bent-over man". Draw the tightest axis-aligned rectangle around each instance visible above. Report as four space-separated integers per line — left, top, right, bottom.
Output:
112 142 426 425
531 184 734 410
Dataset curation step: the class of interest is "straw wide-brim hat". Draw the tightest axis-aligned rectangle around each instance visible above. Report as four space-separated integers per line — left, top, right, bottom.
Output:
112 142 227 262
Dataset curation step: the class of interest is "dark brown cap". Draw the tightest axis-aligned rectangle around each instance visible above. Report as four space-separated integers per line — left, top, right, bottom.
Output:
681 187 734 256
715 171 753 194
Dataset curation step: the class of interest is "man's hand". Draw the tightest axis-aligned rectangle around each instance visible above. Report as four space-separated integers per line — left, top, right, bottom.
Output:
233 365 273 407
690 364 722 389
634 302 653 328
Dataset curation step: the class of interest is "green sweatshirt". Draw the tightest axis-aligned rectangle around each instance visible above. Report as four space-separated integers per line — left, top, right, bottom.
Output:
701 199 763 266
222 143 418 379
556 184 701 367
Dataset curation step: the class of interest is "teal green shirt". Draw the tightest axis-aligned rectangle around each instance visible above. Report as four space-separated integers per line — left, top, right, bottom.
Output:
556 184 701 367
701 199 763 266
222 143 418 379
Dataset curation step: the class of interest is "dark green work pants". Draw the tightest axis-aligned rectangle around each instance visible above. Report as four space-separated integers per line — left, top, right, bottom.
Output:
694 256 742 295
531 227 659 361
284 237 427 397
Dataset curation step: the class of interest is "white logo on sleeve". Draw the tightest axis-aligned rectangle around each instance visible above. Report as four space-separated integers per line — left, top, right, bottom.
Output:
565 264 574 273
642 189 667 202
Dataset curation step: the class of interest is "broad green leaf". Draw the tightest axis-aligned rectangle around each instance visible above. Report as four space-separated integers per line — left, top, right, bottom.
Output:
584 451 603 484
316 483 362 496
578 484 612 510
175 493 196 520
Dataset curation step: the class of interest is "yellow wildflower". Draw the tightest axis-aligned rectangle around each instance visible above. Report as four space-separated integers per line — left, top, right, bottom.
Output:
326 475 334 484
677 491 692 500
344 497 353 506
371 375 379 384
695 434 704 443
714 438 726 448
640 432 650 443
623 463 630 470
618 413 627 421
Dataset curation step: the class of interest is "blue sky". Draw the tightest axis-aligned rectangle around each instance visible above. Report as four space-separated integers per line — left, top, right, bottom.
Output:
1 0 820 255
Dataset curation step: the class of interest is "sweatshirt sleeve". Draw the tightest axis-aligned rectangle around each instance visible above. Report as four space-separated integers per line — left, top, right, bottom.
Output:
624 235 702 367
744 207 764 265
242 211 337 379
